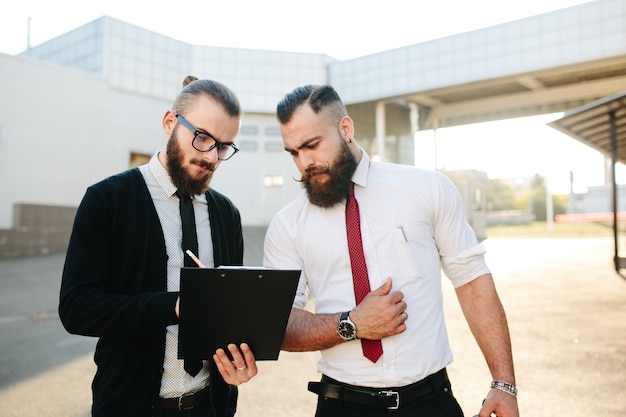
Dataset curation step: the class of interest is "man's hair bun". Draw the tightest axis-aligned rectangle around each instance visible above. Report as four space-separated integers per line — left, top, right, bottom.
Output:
182 75 198 87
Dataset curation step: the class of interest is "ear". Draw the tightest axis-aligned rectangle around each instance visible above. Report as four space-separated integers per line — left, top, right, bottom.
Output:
162 110 176 135
339 116 354 142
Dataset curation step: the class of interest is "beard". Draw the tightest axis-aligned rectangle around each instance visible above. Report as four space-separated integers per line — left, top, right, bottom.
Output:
303 140 358 208
166 127 216 195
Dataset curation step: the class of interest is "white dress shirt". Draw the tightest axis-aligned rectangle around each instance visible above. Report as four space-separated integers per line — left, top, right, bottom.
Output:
263 150 490 388
140 153 214 397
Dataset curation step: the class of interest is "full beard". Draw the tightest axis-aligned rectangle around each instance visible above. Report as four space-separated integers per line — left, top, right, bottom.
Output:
166 128 216 195
303 140 358 208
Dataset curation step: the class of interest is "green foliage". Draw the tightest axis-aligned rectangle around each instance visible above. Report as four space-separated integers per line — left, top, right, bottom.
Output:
488 174 567 220
486 179 516 211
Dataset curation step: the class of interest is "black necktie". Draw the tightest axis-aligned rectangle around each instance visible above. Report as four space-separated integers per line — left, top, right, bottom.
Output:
176 190 203 376
176 190 199 268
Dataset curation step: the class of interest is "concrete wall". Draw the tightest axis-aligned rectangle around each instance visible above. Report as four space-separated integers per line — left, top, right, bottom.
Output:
0 204 76 258
0 206 267 262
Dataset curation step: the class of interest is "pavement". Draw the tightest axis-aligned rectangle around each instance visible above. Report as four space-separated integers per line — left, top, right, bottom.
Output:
0 234 625 416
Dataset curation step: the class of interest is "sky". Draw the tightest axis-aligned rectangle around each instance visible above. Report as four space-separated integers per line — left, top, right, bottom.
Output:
414 113 616 194
0 0 615 194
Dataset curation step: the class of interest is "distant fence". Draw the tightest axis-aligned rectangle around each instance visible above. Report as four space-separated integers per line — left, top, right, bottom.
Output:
486 210 535 226
555 212 626 223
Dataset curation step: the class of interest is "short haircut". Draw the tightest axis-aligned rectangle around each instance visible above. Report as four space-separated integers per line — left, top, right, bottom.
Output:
276 84 348 125
173 75 242 118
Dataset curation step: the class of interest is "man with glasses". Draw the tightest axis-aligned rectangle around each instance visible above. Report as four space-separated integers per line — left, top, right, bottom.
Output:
60 76 256 417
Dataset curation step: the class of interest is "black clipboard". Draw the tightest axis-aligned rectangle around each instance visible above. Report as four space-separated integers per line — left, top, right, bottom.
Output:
178 267 300 361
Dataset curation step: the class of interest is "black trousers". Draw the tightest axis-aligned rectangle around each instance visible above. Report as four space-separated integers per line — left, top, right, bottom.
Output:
313 374 464 417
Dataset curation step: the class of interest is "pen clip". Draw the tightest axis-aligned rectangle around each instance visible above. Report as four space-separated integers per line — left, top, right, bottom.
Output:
398 226 408 242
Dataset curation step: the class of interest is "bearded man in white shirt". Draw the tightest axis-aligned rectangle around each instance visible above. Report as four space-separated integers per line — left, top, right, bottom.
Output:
263 84 519 417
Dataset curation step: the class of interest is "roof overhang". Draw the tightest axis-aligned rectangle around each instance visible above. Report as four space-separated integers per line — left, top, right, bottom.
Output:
548 90 626 164
548 91 626 276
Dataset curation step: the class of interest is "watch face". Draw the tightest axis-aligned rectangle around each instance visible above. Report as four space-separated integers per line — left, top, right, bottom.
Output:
338 321 355 339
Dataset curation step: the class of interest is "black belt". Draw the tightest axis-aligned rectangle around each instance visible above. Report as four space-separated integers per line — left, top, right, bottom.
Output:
308 368 449 410
160 386 210 411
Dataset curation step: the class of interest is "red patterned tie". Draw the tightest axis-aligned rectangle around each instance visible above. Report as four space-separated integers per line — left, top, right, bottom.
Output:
345 183 383 363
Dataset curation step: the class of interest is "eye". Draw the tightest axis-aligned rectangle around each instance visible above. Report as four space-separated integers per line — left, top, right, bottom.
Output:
195 133 211 144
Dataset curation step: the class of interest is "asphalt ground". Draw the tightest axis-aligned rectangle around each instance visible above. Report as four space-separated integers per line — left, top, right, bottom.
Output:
0 235 625 416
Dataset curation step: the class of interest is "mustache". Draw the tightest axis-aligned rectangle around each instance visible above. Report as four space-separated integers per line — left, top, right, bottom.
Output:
294 163 330 182
191 159 216 172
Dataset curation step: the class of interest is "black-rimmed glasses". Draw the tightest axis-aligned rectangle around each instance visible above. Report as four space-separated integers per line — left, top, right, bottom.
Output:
175 114 239 161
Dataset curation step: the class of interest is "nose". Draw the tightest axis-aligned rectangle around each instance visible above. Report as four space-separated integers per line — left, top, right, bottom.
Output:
202 146 219 163
296 151 315 172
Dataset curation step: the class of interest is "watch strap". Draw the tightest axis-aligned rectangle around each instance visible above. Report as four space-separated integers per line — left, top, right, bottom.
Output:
491 380 518 398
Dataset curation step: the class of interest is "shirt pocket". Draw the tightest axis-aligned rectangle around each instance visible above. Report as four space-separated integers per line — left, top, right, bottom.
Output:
389 226 422 279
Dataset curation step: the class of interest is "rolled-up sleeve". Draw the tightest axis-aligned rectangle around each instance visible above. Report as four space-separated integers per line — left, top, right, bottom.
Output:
441 243 491 288
431 172 491 288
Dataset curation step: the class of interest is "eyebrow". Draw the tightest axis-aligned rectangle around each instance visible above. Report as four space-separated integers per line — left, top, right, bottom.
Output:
196 126 236 145
284 136 321 153
196 127 216 139
178 114 234 144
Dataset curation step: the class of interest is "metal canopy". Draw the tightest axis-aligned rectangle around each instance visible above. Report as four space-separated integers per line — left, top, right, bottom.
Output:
548 91 626 276
548 90 626 164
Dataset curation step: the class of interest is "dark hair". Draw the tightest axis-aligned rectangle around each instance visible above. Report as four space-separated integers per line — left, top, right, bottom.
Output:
276 84 348 125
182 75 198 87
173 75 242 118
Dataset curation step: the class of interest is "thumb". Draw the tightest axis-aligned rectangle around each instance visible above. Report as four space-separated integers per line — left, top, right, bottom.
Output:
371 277 392 295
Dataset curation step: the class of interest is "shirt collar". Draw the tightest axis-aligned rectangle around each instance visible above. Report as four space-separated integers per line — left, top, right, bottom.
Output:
148 152 178 198
352 147 370 188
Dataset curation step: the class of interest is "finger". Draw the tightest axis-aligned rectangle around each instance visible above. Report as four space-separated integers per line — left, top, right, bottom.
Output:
213 347 231 366
225 344 254 384
394 300 408 314
393 309 409 333
386 299 407 319
371 277 392 295
214 348 236 371
239 343 258 376
212 349 237 383
388 291 405 304
227 343 246 370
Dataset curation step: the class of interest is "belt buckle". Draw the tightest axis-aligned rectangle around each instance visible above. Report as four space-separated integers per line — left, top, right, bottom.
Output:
178 393 194 411
380 390 400 410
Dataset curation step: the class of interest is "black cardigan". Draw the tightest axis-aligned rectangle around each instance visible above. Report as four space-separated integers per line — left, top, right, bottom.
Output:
59 168 243 417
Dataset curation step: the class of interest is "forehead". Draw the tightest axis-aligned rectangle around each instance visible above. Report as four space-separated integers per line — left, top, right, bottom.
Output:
185 95 228 119
280 105 334 144
184 95 240 140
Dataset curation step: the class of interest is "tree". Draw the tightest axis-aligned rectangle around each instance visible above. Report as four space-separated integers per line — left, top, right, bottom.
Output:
513 174 566 221
486 179 516 211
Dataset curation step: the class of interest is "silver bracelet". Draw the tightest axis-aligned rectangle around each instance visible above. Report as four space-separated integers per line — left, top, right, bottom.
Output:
491 380 518 398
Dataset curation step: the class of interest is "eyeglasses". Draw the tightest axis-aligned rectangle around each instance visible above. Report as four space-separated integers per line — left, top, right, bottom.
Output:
175 114 239 161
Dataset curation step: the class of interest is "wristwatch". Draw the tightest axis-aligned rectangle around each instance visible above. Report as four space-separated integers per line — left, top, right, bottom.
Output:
337 311 357 341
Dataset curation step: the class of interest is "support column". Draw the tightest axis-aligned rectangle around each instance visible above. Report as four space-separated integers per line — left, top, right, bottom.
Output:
408 102 418 134
375 101 386 162
432 117 440 171
608 110 625 272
